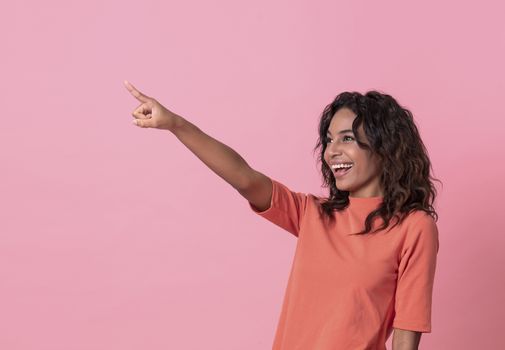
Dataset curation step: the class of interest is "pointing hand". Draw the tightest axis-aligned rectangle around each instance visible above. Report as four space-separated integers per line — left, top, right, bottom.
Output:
124 80 178 131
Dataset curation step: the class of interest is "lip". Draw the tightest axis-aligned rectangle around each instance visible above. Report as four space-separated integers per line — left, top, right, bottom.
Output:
333 165 353 178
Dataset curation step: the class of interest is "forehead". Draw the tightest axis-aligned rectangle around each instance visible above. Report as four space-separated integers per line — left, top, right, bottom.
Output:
328 108 360 133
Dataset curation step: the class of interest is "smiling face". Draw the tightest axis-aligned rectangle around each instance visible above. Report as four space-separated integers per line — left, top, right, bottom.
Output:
323 107 384 198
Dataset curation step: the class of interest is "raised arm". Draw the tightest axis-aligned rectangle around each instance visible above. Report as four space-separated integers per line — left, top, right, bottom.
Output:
124 80 272 210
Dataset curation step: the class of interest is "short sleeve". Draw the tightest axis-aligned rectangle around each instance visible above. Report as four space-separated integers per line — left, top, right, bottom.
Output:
393 213 440 333
248 177 308 237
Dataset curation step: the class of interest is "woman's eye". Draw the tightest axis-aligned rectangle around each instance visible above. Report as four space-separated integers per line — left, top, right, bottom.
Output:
325 135 353 143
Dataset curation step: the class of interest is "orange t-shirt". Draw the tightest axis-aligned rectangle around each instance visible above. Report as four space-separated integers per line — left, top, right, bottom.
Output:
249 177 439 350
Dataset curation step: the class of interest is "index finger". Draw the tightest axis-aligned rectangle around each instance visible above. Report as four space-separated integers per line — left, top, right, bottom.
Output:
124 80 150 103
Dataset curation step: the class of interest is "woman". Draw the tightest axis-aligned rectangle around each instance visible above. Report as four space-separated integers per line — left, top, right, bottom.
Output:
124 81 440 350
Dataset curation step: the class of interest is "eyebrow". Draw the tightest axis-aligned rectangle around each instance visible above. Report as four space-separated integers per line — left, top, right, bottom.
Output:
326 129 354 136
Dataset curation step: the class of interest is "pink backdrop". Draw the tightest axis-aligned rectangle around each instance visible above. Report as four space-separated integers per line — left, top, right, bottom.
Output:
1 0 504 349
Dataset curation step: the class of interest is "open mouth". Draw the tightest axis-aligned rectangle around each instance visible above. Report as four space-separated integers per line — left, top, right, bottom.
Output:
331 163 353 177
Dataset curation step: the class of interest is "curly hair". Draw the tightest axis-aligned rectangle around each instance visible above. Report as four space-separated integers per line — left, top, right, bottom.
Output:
312 90 442 235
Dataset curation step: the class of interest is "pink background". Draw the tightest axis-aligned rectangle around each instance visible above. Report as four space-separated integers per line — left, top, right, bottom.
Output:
1 0 504 349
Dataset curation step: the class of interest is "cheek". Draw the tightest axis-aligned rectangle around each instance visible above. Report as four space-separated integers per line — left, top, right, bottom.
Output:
368 160 382 177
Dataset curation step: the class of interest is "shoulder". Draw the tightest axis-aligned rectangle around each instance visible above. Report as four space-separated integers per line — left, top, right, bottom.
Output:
402 210 437 231
307 193 330 212
401 210 439 253
272 179 324 206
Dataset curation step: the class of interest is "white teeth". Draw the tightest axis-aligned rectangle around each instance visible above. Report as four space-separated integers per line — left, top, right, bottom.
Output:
331 163 353 169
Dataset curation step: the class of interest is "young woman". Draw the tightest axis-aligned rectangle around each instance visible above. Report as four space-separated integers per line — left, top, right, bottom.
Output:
124 80 440 350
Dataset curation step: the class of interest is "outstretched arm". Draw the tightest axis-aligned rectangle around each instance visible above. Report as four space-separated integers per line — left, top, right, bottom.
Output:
124 80 272 208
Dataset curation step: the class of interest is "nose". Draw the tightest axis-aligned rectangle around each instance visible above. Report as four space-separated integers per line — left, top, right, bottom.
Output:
326 139 343 156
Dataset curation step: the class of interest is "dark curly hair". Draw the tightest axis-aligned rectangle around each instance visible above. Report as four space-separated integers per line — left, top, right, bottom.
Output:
312 90 442 235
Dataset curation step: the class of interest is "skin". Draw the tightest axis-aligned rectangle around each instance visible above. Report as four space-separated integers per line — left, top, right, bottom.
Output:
392 328 422 350
124 80 178 131
323 107 384 198
323 108 423 349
